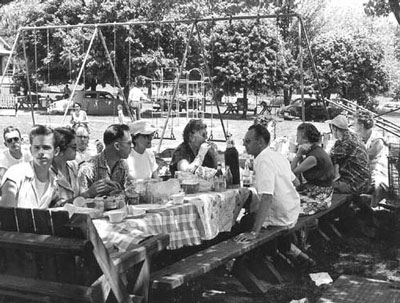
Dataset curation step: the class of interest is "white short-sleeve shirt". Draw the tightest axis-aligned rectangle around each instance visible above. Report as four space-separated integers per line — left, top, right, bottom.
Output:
254 147 300 228
0 149 32 170
127 149 158 180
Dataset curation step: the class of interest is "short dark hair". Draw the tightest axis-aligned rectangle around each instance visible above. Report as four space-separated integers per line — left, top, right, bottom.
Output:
29 125 57 146
248 124 270 146
74 102 81 108
54 127 76 152
3 126 21 140
297 123 321 143
183 119 207 143
103 124 130 145
355 111 374 130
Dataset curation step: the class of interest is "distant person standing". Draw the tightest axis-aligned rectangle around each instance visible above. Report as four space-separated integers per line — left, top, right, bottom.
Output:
70 102 89 129
0 126 32 181
117 104 126 124
128 83 147 120
63 84 71 98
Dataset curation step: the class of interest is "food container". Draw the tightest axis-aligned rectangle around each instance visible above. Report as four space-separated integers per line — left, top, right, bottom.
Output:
170 192 185 204
181 180 200 194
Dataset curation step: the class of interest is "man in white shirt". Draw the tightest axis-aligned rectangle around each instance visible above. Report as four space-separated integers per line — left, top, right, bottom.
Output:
0 126 32 181
128 83 148 121
236 123 300 242
1 125 59 208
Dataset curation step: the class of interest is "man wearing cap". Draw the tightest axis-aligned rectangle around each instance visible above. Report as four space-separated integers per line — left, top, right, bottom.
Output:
127 120 158 180
328 115 370 194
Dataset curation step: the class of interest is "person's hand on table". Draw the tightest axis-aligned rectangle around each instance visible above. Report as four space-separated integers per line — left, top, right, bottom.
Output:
87 179 121 197
234 231 258 243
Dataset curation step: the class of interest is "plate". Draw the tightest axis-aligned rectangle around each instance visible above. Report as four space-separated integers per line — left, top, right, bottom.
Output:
131 204 168 213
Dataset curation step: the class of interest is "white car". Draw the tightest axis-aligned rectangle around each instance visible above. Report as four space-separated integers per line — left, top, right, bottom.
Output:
376 101 400 116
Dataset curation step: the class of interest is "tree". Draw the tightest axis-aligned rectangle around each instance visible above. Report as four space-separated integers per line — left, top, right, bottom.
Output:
307 33 389 109
364 0 400 26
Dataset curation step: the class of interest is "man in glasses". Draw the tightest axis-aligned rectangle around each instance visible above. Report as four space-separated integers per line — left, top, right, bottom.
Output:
236 123 300 242
78 124 131 198
0 126 32 181
74 124 96 164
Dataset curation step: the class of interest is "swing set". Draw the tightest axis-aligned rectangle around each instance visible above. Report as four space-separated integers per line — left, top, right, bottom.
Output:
0 13 340 149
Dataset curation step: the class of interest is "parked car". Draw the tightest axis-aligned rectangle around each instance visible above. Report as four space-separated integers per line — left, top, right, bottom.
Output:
48 90 125 115
376 101 400 116
279 97 343 121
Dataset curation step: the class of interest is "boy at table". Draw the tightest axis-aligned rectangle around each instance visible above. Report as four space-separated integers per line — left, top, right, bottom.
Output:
78 124 131 198
237 123 300 242
1 125 59 208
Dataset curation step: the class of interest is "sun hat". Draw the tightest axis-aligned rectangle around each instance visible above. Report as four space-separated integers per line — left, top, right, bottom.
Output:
327 115 348 130
128 120 156 136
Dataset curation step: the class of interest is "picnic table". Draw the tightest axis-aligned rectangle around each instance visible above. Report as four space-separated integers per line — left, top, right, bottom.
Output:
93 187 252 253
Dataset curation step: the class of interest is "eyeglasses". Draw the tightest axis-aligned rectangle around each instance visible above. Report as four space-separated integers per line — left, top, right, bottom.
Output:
242 138 251 144
6 137 20 144
77 135 89 140
68 145 77 151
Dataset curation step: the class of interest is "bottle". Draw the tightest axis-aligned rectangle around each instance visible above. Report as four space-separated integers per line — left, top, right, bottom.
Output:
242 160 251 187
224 137 240 187
214 162 225 191
225 165 233 189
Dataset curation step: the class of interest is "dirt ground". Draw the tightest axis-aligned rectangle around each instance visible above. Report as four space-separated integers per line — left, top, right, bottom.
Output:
2 109 400 303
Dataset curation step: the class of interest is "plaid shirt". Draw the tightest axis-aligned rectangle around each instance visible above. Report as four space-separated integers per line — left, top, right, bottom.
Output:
78 151 129 193
330 131 370 192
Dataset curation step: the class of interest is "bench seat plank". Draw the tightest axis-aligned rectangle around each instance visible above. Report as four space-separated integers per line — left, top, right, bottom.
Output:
151 193 353 292
0 273 102 303
151 226 286 291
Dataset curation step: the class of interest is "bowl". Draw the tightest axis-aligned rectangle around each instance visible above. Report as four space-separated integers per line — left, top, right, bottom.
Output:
181 180 200 194
170 192 185 204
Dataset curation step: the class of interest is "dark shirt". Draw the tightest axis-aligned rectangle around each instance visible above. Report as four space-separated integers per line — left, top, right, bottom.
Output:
169 142 217 177
303 145 335 187
330 131 370 193
78 151 129 193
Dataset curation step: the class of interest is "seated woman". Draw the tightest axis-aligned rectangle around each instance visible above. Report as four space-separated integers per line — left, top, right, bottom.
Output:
291 123 335 211
169 119 218 177
70 102 89 130
354 111 388 205
51 127 80 206
127 120 158 180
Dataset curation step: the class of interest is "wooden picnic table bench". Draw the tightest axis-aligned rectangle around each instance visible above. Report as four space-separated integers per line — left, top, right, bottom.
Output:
150 193 353 296
0 207 169 303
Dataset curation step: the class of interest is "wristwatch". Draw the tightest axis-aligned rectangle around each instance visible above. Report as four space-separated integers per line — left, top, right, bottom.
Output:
250 231 257 237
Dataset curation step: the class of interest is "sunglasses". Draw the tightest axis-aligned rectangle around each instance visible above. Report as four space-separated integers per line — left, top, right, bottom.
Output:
6 137 20 144
242 138 251 144
140 134 153 140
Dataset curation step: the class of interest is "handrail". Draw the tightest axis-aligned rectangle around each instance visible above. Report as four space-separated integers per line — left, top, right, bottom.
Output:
326 97 400 138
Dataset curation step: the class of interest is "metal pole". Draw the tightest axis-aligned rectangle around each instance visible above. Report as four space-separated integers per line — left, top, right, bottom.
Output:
0 29 21 91
157 22 196 153
299 20 304 122
297 14 330 119
98 28 134 121
61 27 98 125
21 31 35 125
195 22 228 140
19 14 299 31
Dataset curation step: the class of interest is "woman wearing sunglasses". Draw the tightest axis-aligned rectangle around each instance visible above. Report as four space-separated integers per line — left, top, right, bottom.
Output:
127 120 158 180
0 126 32 181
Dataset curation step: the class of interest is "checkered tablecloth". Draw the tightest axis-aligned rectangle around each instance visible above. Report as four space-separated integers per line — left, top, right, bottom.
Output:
93 188 251 253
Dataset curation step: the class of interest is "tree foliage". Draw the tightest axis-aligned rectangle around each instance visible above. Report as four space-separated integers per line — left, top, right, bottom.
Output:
307 33 389 108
